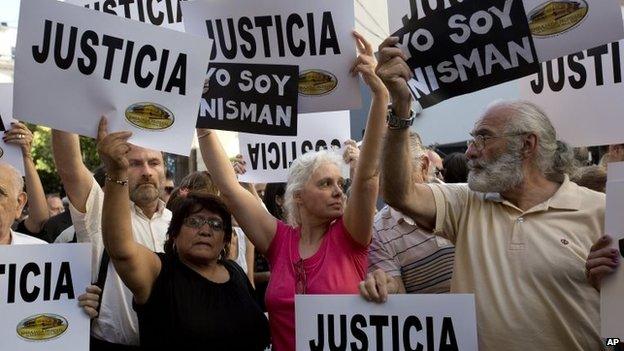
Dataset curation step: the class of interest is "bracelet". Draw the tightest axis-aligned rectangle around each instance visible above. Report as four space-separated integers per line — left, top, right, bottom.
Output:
197 130 212 139
105 174 128 186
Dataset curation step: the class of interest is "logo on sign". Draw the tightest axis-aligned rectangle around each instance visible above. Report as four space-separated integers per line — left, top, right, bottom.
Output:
125 103 175 131
298 70 338 96
16 314 68 341
528 0 588 37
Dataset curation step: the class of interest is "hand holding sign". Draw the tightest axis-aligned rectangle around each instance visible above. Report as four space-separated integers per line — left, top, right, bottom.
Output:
376 37 413 116
586 235 620 291
350 31 387 96
2 122 33 158
96 116 133 174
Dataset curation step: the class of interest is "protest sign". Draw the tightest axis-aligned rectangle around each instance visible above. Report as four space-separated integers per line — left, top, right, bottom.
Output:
197 62 299 135
391 0 624 109
238 111 350 183
181 0 362 121
520 40 624 146
0 243 91 351
0 84 25 175
296 294 478 351
13 0 210 155
66 0 187 31
601 161 624 340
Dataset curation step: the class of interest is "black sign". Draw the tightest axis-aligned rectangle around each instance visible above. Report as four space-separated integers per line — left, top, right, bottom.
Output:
393 0 539 108
196 62 299 135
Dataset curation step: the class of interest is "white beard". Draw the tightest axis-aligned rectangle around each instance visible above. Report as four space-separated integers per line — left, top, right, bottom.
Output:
467 151 524 193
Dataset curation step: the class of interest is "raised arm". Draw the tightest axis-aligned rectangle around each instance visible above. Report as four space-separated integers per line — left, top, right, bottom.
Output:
51 129 94 212
342 31 388 246
97 117 160 304
376 37 436 230
4 122 48 233
197 130 277 254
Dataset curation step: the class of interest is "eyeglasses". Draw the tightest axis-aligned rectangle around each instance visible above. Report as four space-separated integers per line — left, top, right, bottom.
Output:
183 216 224 231
294 259 306 294
466 132 527 151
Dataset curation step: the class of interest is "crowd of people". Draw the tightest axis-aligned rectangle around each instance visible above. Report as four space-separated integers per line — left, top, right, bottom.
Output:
1 31 622 351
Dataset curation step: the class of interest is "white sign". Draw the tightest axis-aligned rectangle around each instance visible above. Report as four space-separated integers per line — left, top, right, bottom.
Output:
520 40 624 146
0 84 25 175
181 0 361 115
0 243 91 351
66 0 187 32
238 111 351 183
13 0 211 155
296 294 478 351
602 161 624 339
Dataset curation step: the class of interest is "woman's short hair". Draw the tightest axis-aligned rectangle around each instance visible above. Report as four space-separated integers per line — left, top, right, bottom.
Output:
283 150 344 227
164 191 233 258
166 171 219 212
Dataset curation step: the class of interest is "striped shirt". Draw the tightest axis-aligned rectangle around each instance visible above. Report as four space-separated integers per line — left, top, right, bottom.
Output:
368 205 454 293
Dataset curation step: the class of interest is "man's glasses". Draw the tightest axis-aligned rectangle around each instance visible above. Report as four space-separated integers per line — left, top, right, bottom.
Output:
466 132 527 151
294 259 306 294
183 216 224 231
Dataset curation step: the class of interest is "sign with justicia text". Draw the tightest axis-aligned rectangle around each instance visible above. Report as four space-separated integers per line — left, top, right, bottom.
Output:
13 0 211 155
181 0 361 121
520 40 624 146
66 0 187 31
296 295 478 351
0 243 91 351
238 111 350 183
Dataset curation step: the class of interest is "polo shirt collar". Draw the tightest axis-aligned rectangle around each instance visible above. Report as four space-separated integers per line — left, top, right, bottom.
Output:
483 175 580 211
389 207 416 226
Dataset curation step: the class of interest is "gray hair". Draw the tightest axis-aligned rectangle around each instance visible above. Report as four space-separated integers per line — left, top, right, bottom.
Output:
488 100 574 181
284 150 344 227
0 164 24 195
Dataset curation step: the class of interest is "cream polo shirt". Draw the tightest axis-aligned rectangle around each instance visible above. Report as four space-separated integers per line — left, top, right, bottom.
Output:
428 176 603 351
69 178 171 346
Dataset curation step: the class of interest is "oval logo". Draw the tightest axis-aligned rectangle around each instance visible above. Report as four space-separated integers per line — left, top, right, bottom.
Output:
528 0 588 37
298 69 338 96
16 314 68 341
125 102 174 131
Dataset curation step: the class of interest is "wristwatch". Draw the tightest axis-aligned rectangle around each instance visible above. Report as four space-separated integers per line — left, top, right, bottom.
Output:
386 108 415 130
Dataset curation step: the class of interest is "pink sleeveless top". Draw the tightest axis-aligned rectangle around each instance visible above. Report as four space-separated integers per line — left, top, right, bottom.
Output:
265 217 368 351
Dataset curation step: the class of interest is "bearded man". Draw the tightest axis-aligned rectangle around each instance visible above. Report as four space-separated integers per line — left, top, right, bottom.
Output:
52 117 171 351
365 37 613 351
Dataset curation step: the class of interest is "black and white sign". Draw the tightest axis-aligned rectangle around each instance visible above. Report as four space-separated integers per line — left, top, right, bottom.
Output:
296 295 478 351
181 0 361 115
13 0 211 155
521 40 624 146
238 111 350 183
197 63 299 135
0 243 91 351
67 0 187 31
393 0 539 108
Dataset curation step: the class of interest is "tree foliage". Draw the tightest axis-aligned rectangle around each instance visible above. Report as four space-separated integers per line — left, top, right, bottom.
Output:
27 124 100 195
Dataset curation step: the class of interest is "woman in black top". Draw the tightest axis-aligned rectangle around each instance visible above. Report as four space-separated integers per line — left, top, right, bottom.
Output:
96 124 269 350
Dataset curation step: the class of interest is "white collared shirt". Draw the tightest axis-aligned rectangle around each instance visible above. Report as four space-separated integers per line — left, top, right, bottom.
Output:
69 178 171 345
10 230 47 245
